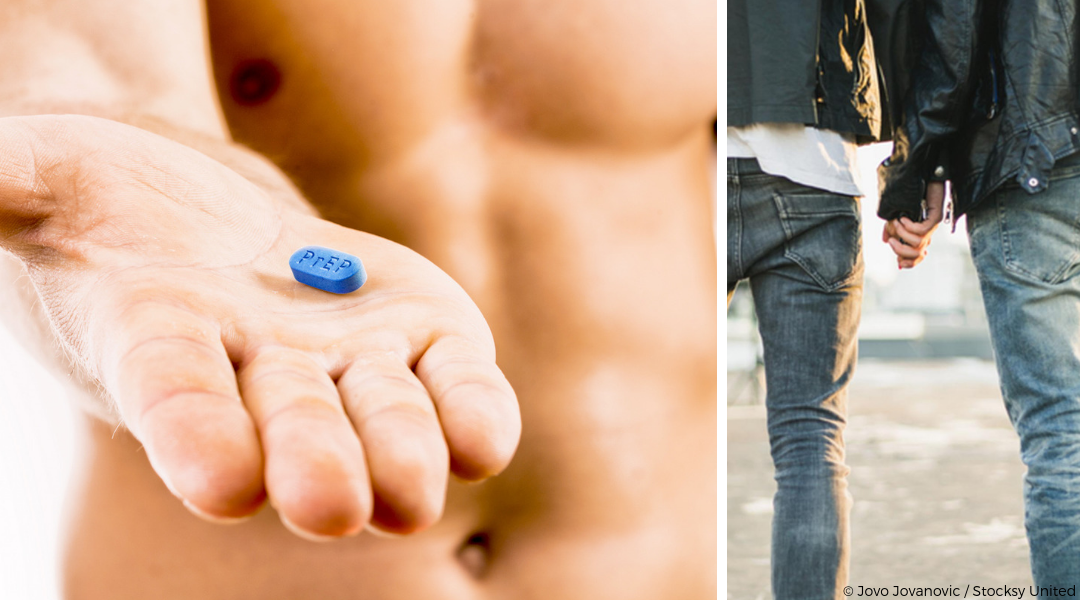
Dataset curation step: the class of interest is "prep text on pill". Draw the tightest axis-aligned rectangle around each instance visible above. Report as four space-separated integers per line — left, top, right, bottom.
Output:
289 245 367 294
296 250 354 272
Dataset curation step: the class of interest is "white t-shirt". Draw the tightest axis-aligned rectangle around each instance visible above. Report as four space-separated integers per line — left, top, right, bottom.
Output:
727 123 866 197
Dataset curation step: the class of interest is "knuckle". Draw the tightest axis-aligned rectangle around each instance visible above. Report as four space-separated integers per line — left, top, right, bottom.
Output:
342 370 427 400
258 396 343 431
364 400 438 426
136 387 237 427
247 366 334 391
245 347 326 377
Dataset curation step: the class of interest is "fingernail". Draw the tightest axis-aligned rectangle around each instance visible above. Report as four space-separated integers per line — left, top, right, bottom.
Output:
279 513 340 543
183 499 256 525
365 523 408 539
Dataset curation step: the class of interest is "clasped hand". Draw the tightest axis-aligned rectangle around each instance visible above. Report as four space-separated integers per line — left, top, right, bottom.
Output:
882 181 946 269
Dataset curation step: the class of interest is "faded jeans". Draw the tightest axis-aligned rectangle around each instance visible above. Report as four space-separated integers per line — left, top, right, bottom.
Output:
967 152 1080 588
727 158 862 600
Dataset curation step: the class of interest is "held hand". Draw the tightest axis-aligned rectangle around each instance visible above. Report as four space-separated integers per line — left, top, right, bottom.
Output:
0 115 521 539
881 181 946 269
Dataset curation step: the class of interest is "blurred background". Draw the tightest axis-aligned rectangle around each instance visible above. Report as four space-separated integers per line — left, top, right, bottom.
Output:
727 144 1032 597
0 307 73 600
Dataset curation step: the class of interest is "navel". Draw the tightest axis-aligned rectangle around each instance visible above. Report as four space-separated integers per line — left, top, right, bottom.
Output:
230 59 281 106
456 531 491 578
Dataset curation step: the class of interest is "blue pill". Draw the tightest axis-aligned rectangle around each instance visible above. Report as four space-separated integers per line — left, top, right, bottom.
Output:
289 246 367 294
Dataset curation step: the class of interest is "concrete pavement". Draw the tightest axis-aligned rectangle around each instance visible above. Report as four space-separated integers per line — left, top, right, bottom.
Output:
728 359 1034 599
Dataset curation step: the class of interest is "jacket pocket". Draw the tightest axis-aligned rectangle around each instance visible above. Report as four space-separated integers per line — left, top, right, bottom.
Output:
773 191 863 291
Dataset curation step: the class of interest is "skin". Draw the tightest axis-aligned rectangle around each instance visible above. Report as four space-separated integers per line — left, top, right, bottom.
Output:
0 115 519 537
883 181 946 268
0 0 717 598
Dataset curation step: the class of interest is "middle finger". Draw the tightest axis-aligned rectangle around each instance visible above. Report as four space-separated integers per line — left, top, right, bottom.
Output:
239 346 372 540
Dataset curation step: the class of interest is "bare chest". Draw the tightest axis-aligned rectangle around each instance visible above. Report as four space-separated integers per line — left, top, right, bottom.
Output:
207 0 716 169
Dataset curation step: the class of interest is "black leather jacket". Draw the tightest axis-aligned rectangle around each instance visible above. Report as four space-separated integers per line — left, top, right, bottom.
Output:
728 0 884 143
877 0 1080 220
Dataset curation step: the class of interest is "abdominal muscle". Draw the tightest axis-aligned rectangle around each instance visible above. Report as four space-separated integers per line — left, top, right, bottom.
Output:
63 0 717 597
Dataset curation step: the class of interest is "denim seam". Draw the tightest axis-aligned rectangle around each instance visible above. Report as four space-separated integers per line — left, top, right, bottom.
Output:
996 192 1080 285
772 192 860 292
732 175 743 279
1045 161 1080 183
1048 253 1077 285
734 172 781 184
966 208 981 258
993 194 1080 282
997 194 1025 280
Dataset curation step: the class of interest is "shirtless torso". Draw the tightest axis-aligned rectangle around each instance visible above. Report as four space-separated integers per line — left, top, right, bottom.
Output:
3 1 717 597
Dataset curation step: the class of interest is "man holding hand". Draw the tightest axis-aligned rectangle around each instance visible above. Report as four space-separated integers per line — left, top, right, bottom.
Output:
879 0 1080 586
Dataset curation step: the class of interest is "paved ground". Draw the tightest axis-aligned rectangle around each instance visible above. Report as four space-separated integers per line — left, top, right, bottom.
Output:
728 359 1035 599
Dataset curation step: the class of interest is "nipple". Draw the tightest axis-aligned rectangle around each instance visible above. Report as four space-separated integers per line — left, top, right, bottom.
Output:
230 59 281 106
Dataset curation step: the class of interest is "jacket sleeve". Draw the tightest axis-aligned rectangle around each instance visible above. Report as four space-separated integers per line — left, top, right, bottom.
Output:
876 0 986 221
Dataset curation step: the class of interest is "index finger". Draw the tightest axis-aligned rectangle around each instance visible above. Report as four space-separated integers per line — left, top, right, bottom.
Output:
98 300 266 520
899 216 940 237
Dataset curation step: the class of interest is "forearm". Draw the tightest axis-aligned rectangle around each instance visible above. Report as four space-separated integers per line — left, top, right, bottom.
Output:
877 0 987 221
0 0 224 135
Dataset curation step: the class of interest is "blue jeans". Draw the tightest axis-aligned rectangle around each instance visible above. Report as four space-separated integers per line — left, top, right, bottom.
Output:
727 158 862 600
967 152 1080 588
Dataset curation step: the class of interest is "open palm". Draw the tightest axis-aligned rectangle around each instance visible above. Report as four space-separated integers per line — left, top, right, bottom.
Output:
0 115 521 539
